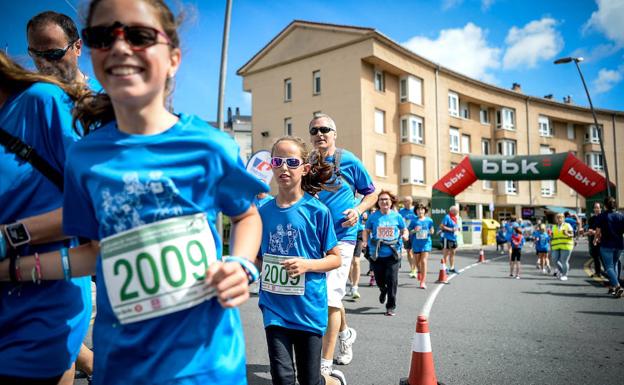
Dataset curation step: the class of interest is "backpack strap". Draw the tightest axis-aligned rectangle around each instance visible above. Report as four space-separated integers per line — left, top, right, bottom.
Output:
0 127 64 192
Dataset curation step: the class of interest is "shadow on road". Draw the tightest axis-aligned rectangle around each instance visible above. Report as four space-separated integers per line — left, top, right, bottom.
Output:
246 364 272 385
522 291 606 299
576 311 624 317
345 306 386 315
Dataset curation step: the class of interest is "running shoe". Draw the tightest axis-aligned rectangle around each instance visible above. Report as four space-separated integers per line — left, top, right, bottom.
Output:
546 266 552 274
515 276 520 280
336 328 357 365
450 268 460 275
329 369 347 385
560 275 568 281
409 270 417 278
614 287 624 298
369 276 376 287
351 289 361 300
608 288 615 295
385 309 396 316
420 282 427 289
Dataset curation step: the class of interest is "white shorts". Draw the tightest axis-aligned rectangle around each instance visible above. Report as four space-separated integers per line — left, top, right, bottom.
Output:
327 241 355 308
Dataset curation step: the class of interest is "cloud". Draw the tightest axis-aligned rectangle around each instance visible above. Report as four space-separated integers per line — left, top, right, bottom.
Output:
592 65 624 94
583 0 624 46
571 43 620 63
401 23 501 82
502 18 564 70
442 0 463 10
481 0 495 11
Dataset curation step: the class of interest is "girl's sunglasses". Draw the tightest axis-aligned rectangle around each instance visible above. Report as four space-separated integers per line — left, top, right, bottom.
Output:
309 126 334 135
270 157 303 169
28 40 77 61
82 21 171 51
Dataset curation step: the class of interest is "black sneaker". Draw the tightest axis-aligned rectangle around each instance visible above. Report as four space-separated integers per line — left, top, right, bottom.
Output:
379 290 387 304
614 287 624 298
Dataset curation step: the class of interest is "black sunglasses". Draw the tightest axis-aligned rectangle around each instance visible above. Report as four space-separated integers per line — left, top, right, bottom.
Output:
309 126 334 135
82 21 171 51
28 40 77 61
271 157 303 169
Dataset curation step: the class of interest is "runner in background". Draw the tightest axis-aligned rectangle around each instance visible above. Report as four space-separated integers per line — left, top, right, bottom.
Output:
534 224 552 275
398 196 417 278
2 1 267 383
496 224 507 254
510 227 525 279
257 136 345 385
408 203 434 289
594 196 624 298
586 202 602 278
440 205 461 274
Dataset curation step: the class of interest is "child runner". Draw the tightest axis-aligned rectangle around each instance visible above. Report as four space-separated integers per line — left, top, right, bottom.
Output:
496 225 507 254
258 136 345 385
2 1 267 384
409 203 434 289
510 227 525 279
534 224 551 274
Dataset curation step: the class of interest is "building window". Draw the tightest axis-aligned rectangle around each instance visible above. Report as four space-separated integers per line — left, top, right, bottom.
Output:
585 124 601 143
448 92 459 117
374 109 385 134
459 101 470 119
496 108 515 130
449 127 460 153
480 107 490 124
284 78 292 102
313 70 321 95
540 145 556 196
497 139 516 156
586 152 604 171
567 123 575 140
461 134 471 154
284 118 292 136
504 181 518 195
538 115 552 137
400 75 423 104
375 151 386 177
374 69 385 92
400 115 424 144
401 155 425 184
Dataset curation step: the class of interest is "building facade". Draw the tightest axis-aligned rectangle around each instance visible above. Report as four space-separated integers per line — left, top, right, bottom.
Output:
237 20 623 221
210 107 253 163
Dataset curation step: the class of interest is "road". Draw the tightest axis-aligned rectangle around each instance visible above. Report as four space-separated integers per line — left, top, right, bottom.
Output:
242 241 624 385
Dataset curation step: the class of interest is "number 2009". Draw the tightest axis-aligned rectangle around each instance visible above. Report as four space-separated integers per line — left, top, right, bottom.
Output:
114 240 209 301
263 264 300 286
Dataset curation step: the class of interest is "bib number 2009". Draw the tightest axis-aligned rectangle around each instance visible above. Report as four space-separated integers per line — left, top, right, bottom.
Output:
101 214 217 324
261 254 305 295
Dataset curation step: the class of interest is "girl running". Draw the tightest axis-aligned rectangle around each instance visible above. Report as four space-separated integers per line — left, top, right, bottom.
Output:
510 227 525 279
534 224 551 274
2 0 266 384
408 203 434 289
258 136 345 385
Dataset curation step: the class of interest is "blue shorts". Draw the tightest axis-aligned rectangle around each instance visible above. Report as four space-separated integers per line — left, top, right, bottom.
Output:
412 246 432 253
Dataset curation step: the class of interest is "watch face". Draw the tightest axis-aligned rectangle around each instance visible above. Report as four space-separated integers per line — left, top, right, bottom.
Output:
6 223 30 247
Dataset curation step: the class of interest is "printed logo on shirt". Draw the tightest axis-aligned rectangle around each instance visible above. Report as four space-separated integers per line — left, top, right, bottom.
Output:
268 223 299 254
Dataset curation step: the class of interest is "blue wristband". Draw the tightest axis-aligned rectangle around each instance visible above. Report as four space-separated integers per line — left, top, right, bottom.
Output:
223 256 259 284
60 247 71 281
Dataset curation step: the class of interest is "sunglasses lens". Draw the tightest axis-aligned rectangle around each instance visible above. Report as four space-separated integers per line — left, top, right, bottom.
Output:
309 127 318 135
310 126 332 135
126 26 159 48
270 158 284 168
82 26 114 49
286 158 302 168
320 127 332 134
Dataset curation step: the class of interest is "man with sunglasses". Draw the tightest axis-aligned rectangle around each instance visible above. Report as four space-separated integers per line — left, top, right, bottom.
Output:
309 114 378 376
27 11 90 86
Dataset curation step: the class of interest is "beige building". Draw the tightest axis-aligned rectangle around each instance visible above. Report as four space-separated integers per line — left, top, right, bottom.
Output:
237 20 624 220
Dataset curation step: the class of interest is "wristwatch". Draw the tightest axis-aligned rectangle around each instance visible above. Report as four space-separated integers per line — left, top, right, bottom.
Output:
4 222 31 248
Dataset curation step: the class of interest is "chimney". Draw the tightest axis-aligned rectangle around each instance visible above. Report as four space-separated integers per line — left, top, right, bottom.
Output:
227 107 232 124
544 94 553 100
563 95 573 104
511 82 522 92
235 107 240 117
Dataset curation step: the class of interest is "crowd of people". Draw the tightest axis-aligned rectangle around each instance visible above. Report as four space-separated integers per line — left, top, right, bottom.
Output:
0 1 622 385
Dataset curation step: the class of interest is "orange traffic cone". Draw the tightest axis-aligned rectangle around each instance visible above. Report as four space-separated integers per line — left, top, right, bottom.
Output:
435 259 448 284
399 315 439 385
478 249 486 263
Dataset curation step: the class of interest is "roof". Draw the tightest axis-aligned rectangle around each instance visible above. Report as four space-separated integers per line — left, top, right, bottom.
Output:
237 20 624 118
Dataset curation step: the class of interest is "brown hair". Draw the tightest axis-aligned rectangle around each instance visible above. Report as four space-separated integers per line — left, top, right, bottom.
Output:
0 51 86 102
413 202 428 215
74 0 182 134
271 136 336 195
375 190 398 210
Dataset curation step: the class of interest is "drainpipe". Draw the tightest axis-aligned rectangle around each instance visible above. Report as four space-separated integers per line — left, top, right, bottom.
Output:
435 65 440 180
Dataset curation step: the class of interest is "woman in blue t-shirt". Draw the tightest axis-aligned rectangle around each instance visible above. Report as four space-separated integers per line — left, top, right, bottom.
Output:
408 203 434 289
258 136 345 385
363 191 408 316
534 224 552 274
1 1 266 384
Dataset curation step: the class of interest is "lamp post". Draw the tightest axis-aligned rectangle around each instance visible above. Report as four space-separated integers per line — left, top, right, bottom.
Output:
554 56 612 198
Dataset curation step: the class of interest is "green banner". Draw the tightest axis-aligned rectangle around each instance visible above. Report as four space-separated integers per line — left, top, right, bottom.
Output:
431 190 456 249
469 153 567 181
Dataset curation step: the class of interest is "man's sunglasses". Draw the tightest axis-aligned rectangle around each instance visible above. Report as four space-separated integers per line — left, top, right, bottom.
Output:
28 40 77 61
82 22 171 51
270 157 304 169
309 126 334 135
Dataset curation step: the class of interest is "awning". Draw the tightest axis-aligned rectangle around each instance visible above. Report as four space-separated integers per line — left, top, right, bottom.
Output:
545 206 572 214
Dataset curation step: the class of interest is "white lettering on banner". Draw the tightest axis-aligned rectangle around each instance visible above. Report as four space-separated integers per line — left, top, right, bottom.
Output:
567 167 597 187
482 159 540 175
443 168 466 189
431 208 447 215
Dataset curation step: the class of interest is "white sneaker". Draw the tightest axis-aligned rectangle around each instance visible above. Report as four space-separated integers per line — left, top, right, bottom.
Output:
329 369 347 385
560 275 568 281
351 289 361 300
335 327 357 365
321 361 332 376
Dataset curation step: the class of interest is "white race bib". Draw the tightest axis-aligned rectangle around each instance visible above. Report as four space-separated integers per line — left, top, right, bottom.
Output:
376 226 396 239
416 229 429 240
100 213 217 324
261 254 305 295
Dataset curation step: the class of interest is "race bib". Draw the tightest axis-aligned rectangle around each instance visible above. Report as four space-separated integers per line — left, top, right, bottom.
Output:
416 229 429 240
100 213 217 324
261 254 305 295
376 226 396 239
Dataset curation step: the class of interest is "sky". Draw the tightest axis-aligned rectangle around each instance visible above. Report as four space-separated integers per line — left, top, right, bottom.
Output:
2 0 623 122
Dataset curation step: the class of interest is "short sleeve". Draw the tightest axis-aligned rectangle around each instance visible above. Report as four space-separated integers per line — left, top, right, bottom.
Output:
62 153 100 240
349 154 375 196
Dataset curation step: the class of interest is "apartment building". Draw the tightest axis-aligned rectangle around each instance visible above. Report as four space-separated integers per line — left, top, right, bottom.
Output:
237 20 623 220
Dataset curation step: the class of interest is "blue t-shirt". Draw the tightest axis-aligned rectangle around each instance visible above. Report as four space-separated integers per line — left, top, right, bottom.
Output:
398 208 416 227
440 214 459 241
496 229 507 243
0 83 91 378
534 231 550 252
365 210 405 257
258 193 337 335
317 149 375 241
255 194 274 208
504 221 519 241
62 114 267 385
565 217 578 233
409 216 434 252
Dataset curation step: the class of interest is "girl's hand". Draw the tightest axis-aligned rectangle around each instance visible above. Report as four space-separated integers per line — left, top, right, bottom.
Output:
205 261 250 308
282 258 309 277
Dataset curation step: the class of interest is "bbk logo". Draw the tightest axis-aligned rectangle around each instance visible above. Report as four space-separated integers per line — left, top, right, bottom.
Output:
567 167 597 187
432 208 447 215
444 168 466 189
482 159 539 175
